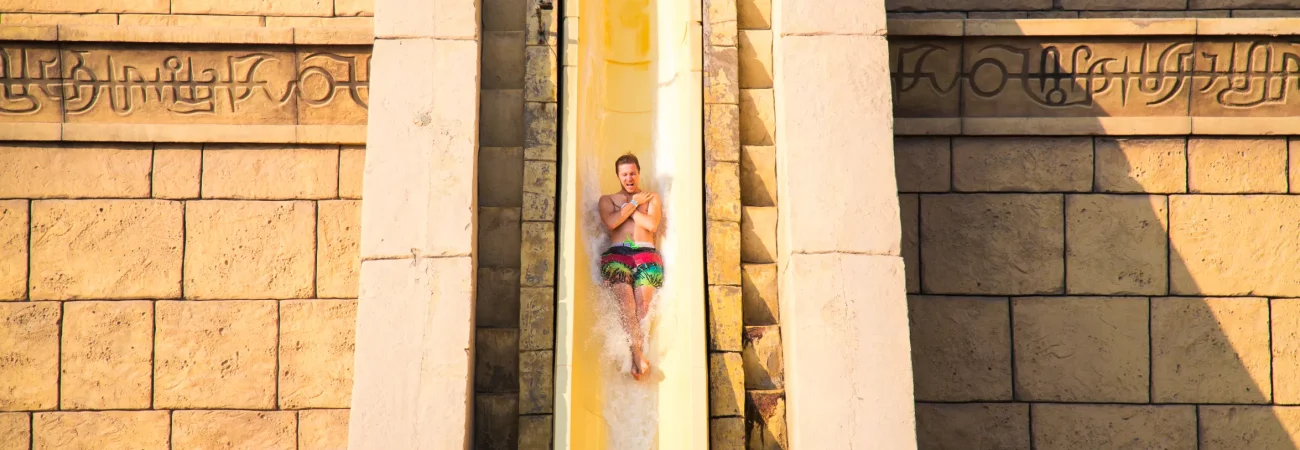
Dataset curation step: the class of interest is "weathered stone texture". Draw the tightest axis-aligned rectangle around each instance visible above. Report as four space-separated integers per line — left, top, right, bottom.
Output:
1067 195 1168 295
921 194 1064 295
710 352 745 417
480 147 525 208
30 200 182 300
0 0 167 14
738 0 771 29
339 146 365 199
518 415 552 450
475 394 519 450
521 222 555 286
908 296 1011 401
1273 299 1300 404
1094 138 1187 193
519 350 553 414
482 89 526 147
0 144 152 198
298 409 350 450
478 268 521 329
33 411 170 450
172 411 296 450
742 326 783 390
202 147 340 200
1170 195 1300 296
520 287 554 351
738 30 773 89
484 31 526 90
1188 138 1286 193
524 102 558 161
483 0 525 31
60 301 153 410
894 138 950 193
154 300 278 409
740 207 777 263
0 302 59 410
2 13 117 24
1060 0 1185 8
523 160 557 221
318 200 361 298
1032 404 1196 450
712 416 746 450
280 300 356 409
706 46 740 105
710 286 743 352
741 263 778 325
707 104 741 162
915 403 1029 450
707 161 742 222
525 46 558 102
739 89 775 146
952 137 1091 192
1014 297 1149 403
475 328 519 393
1152 297 1271 404
0 413 28 449
171 0 330 15
740 146 777 207
185 201 315 299
118 13 265 26
745 391 786 450
153 145 201 199
1198 406 1300 450
899 194 920 293
0 201 27 300
707 0 738 46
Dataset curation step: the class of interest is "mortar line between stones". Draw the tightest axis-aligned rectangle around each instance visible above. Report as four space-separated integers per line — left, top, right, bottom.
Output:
296 410 302 450
1148 295 1154 404
56 301 64 409
313 201 320 299
917 195 924 294
198 144 205 199
181 202 188 300
26 200 32 302
27 412 33 450
150 144 156 198
1090 137 1096 193
275 300 282 410
1027 402 1035 450
1008 297 1017 402
1183 137 1190 194
1269 298 1276 404
1195 404 1202 450
1060 194 1067 296
151 300 158 409
1287 138 1293 194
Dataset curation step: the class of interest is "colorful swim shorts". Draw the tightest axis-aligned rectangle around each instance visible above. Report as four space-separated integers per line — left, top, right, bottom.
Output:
600 245 665 289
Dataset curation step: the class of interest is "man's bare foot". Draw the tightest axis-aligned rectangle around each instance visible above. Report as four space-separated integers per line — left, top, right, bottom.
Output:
630 347 652 380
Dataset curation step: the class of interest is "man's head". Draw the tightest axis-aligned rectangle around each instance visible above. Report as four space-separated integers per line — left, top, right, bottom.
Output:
615 153 640 193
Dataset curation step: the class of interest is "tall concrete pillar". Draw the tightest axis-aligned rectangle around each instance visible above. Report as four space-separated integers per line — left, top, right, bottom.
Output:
771 0 918 448
347 1 481 448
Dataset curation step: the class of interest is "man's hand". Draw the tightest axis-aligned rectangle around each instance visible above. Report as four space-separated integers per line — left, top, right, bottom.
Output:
633 192 654 205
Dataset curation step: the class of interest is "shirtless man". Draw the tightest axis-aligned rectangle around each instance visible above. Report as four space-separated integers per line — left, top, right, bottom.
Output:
598 153 663 381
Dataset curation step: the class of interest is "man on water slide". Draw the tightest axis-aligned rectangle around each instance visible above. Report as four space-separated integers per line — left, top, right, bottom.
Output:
598 153 663 381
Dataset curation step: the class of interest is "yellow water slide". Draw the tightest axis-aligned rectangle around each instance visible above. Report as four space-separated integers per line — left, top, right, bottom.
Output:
555 0 705 447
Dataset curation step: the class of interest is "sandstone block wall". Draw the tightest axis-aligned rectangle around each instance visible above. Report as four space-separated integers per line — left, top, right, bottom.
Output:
885 0 1300 18
0 142 361 449
0 0 372 27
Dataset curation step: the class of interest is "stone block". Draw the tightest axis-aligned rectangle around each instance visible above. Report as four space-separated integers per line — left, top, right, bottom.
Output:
0 201 26 300
707 0 738 46
1152 297 1271 403
706 46 740 104
1286 139 1300 194
1014 296 1149 403
484 31 526 90
153 145 201 199
349 257 474 449
334 0 372 15
1170 196 1300 296
0 144 152 199
0 413 27 449
0 0 166 13
280 300 356 409
894 138 950 193
708 220 742 285
373 0 478 37
710 352 745 417
483 0 525 31
479 268 522 328
318 200 362 299
172 411 296 450
921 194 1064 295
483 90 525 148
60 301 152 410
475 394 519 450
154 300 278 409
1191 0 1300 8
481 147 525 208
899 194 920 293
1060 0 1184 8
1188 138 1286 193
745 391 787 450
33 411 169 450
738 0 771 29
520 287 554 351
526 0 558 45
1199 406 1300 449
525 102 558 161
0 302 59 410
475 328 520 393
525 46 558 103
339 146 365 199
740 207 777 263
740 89 776 146
299 409 350 450
202 146 338 200
360 39 477 260
3 13 117 24
30 200 182 300
710 286 743 352
781 253 913 448
1094 138 1187 193
781 0 885 35
741 264 779 325
908 295 1011 401
518 415 552 450
742 326 784 390
185 201 315 299
1066 195 1168 295
519 350 553 414
915 403 1029 450
712 417 746 450
265 16 372 27
738 30 773 89
740 146 776 207
172 0 329 14
707 161 742 222
952 137 1091 192
707 104 741 163
1032 404 1195 450
523 161 557 220
521 222 555 286
1274 299 1300 404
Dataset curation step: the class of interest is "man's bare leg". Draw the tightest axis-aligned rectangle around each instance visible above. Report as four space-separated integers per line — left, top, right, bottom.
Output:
610 282 647 380
634 285 656 376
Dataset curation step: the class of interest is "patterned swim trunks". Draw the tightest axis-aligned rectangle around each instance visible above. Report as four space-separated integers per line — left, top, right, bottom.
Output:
600 245 665 289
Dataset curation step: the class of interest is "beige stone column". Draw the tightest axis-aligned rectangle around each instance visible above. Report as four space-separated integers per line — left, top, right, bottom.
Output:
771 1 917 448
347 1 481 449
